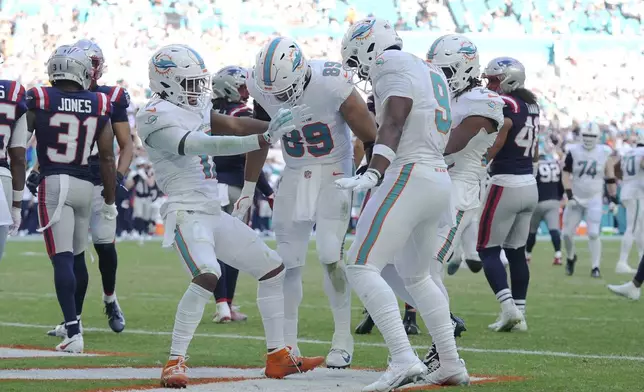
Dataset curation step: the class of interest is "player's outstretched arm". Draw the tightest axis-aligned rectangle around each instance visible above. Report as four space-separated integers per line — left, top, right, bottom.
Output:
486 117 513 161
340 89 377 144
147 127 272 157
445 116 497 156
97 119 117 205
210 111 273 136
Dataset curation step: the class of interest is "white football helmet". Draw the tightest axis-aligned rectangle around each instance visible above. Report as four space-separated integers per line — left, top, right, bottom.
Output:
483 57 526 94
212 66 249 103
148 44 211 111
254 37 308 107
340 18 402 92
426 34 480 94
47 45 93 90
580 122 600 150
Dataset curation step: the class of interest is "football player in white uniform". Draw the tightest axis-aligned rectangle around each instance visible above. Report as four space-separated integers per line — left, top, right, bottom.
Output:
136 44 324 388
242 36 377 368
562 122 618 278
614 132 644 273
337 19 469 391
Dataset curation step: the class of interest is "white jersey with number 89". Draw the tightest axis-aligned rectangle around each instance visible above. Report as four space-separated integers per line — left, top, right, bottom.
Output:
248 59 354 169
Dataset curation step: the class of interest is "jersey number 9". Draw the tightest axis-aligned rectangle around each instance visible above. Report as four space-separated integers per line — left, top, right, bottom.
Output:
429 71 451 135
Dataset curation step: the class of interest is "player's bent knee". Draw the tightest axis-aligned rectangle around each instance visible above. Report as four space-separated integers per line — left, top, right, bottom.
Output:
588 232 600 240
192 272 219 292
259 264 285 281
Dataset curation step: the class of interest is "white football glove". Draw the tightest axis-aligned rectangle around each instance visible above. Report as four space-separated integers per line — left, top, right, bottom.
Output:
263 105 312 143
609 201 619 215
232 181 256 220
335 169 381 191
8 207 21 236
100 202 118 221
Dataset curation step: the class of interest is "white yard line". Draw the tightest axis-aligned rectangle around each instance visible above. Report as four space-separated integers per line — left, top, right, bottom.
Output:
1 321 643 362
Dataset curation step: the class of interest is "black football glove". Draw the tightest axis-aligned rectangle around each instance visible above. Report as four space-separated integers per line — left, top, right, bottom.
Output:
26 170 41 196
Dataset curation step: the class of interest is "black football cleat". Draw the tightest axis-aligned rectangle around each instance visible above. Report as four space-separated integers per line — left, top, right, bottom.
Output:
591 267 601 278
105 301 126 333
565 254 577 276
422 343 440 373
355 308 374 335
465 258 483 273
403 318 420 335
451 313 467 338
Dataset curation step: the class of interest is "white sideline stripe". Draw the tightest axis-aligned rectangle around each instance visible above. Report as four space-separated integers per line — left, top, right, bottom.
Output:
1 292 641 324
1 321 643 362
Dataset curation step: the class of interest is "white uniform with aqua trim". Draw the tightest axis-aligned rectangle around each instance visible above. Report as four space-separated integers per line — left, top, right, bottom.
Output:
619 147 644 240
562 143 612 238
347 49 454 275
247 59 354 269
135 97 281 280
434 87 504 265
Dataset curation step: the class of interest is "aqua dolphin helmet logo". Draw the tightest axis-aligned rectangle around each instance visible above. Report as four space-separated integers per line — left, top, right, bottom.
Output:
351 19 376 41
457 41 477 60
152 53 177 75
290 46 303 71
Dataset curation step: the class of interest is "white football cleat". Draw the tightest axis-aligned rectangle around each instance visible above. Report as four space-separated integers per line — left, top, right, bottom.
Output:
419 360 470 386
47 321 83 337
326 333 354 369
615 262 637 274
362 359 426 392
56 333 84 353
488 302 524 332
607 282 641 300
512 319 528 332
213 302 232 323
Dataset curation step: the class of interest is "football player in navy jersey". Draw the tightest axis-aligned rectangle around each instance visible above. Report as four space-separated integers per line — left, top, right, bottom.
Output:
209 65 275 323
526 144 564 266
0 55 29 260
26 46 117 353
30 40 133 335
478 57 539 332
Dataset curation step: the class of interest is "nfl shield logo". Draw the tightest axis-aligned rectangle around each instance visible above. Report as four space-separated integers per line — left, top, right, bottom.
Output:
304 170 312 179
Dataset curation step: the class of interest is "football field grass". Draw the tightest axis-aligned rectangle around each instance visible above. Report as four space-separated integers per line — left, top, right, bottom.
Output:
0 237 642 391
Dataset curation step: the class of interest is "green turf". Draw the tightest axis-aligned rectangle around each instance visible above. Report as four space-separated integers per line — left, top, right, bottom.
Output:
0 238 642 391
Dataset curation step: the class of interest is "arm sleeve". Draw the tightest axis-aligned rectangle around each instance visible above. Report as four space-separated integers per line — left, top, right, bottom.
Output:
145 126 261 157
9 113 28 148
257 170 274 197
253 101 271 121
366 94 375 115
563 151 573 172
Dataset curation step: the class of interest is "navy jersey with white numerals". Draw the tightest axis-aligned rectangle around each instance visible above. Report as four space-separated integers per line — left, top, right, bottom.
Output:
0 80 28 169
536 159 564 202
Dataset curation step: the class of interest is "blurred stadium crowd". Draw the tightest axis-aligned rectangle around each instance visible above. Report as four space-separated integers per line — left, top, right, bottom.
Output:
1 0 643 235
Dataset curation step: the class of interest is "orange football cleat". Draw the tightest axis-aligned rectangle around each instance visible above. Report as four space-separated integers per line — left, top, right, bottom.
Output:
160 356 189 388
264 347 325 379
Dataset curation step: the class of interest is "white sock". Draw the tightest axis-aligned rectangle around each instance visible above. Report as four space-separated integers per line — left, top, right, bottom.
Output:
347 264 417 365
283 267 303 352
515 299 526 316
257 269 286 351
495 288 513 304
216 301 231 317
619 230 633 264
588 236 601 269
103 293 116 303
554 251 562 258
322 262 352 343
169 283 211 358
431 274 449 303
405 275 459 369
563 233 576 259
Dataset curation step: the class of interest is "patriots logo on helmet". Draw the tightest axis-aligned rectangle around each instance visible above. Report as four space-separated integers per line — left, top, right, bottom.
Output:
152 53 177 75
225 67 241 76
497 58 515 67
350 19 376 41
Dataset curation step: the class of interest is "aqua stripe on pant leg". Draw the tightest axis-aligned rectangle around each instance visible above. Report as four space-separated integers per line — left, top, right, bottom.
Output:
437 210 465 263
175 229 200 278
356 163 414 265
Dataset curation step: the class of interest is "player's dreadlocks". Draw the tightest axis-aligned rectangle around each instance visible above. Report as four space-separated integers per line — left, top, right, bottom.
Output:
453 77 482 100
507 87 538 105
